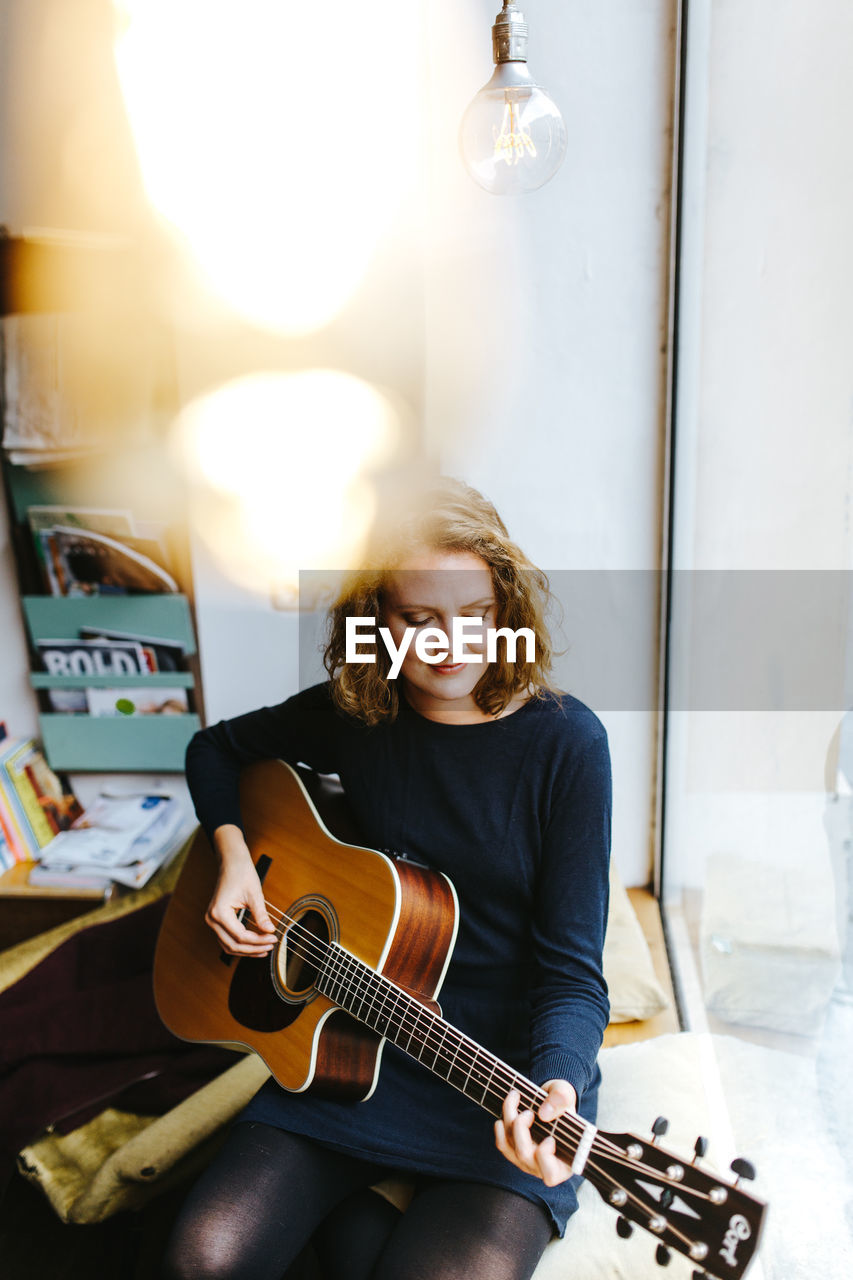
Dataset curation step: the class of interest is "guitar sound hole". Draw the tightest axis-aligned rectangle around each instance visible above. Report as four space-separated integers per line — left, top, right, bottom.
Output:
271 895 338 1007
281 908 328 998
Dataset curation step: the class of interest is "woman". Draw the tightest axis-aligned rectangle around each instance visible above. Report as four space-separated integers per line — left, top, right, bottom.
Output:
162 478 611 1280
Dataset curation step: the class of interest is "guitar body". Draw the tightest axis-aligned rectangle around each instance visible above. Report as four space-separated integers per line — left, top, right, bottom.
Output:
154 759 458 1100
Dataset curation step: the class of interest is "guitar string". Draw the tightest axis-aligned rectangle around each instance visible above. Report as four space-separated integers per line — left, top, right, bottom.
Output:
253 912 715 1257
249 899 587 1116
311 929 717 1250
249 898 712 1198
244 903 709 1186
232 901 721 1251
245 899 597 1136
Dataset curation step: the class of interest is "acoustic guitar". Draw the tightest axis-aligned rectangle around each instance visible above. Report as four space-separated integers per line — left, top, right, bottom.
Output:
153 759 766 1279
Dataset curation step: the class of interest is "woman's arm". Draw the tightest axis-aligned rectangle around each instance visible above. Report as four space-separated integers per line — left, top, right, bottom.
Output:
494 715 612 1185
185 685 339 954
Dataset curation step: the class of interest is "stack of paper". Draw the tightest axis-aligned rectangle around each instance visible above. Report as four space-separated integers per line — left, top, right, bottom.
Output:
31 792 190 891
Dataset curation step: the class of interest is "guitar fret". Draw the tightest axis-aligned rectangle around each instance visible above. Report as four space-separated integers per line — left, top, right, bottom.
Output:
353 957 372 1020
378 981 401 1037
477 1058 497 1106
402 1001 424 1052
442 1027 464 1084
363 971 382 1025
320 949 547 1131
423 1018 448 1070
465 1048 495 1098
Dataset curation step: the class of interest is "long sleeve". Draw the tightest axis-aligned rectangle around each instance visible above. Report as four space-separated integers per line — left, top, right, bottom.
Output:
184 684 341 841
527 724 611 1099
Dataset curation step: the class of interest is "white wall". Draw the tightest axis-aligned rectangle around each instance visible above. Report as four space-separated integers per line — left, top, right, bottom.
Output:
0 479 40 740
422 1 676 884
664 0 853 896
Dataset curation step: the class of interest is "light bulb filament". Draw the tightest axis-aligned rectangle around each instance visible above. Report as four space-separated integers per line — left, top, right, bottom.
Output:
493 100 537 166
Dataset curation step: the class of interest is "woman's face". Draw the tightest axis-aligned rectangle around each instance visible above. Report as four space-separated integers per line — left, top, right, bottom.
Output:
381 548 498 722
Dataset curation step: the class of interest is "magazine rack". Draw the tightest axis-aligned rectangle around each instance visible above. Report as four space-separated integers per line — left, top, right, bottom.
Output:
2 455 203 773
21 595 201 771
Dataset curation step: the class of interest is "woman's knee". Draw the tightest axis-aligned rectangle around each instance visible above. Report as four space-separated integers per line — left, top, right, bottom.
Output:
159 1226 248 1280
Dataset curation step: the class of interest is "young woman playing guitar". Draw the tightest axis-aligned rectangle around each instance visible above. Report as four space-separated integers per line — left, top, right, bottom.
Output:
160 478 611 1280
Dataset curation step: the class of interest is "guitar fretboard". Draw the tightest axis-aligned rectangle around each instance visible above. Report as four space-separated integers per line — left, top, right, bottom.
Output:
316 939 586 1162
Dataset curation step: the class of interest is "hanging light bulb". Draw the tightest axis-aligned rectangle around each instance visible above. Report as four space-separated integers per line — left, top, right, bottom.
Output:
459 2 567 195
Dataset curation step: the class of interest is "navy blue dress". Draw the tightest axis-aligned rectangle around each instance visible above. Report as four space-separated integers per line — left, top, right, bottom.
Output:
184 684 611 1235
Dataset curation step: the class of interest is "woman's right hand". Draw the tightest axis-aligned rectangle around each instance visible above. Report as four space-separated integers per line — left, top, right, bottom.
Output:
205 824 277 956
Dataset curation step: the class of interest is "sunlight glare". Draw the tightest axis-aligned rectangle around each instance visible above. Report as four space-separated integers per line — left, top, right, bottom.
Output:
113 1 421 334
173 370 402 594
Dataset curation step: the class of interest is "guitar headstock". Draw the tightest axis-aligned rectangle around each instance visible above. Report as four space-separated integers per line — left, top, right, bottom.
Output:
584 1124 766 1279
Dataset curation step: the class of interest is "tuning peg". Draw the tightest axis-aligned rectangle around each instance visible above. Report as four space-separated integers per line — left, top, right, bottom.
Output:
651 1116 669 1143
655 1244 671 1266
692 1136 708 1162
660 1188 674 1210
692 1273 710 1280
616 1215 633 1239
730 1157 756 1185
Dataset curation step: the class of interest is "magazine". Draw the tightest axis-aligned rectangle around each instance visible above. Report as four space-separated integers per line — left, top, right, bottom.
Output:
33 792 188 889
39 793 176 868
40 526 178 595
37 637 151 677
86 687 189 717
27 505 135 593
78 625 187 672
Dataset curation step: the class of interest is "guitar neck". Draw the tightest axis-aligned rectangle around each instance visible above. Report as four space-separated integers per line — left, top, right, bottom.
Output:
315 940 766 1280
318 939 545 1123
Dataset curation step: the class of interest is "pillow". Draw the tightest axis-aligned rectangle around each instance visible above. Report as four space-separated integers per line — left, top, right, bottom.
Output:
532 1033 720 1279
603 865 669 1022
18 1054 271 1223
700 852 841 1035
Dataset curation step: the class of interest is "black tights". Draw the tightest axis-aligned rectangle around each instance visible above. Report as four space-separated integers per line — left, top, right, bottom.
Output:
160 1122 553 1280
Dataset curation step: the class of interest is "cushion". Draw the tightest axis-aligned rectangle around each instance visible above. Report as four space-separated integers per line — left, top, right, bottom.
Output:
603 865 669 1022
700 852 841 1034
17 1054 271 1223
534 1032 720 1277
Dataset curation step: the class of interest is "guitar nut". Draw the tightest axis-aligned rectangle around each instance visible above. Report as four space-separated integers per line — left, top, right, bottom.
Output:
709 1187 728 1205
666 1164 685 1181
627 1143 644 1160
609 1189 628 1207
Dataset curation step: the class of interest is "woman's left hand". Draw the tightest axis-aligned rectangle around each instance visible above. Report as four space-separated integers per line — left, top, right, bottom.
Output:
494 1079 578 1186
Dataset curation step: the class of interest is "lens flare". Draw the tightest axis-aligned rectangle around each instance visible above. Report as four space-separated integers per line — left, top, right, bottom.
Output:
173 370 403 595
113 1 421 334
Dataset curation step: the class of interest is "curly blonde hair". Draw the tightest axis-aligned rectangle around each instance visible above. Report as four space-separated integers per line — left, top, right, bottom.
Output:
323 477 557 725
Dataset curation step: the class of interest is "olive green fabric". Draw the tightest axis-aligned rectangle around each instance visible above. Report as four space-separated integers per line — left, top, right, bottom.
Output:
18 1053 270 1223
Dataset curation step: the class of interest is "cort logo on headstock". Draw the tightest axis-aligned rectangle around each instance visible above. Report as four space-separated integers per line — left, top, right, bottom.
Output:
720 1214 751 1268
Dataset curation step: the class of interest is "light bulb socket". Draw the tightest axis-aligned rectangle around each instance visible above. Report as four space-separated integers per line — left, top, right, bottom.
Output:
482 60 536 92
492 2 528 64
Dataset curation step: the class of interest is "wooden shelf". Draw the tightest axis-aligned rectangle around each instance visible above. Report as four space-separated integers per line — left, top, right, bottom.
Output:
22 595 197 654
